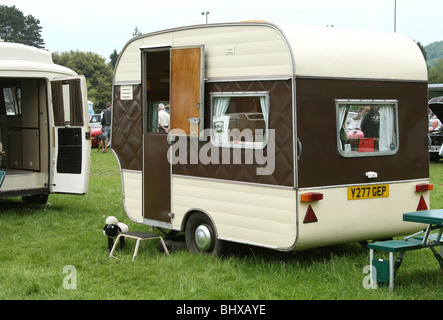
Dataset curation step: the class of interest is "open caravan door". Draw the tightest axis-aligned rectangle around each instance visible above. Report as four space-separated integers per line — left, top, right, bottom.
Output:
50 76 91 194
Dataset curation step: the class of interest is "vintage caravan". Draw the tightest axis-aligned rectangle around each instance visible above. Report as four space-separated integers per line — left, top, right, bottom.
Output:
111 22 430 253
0 42 90 204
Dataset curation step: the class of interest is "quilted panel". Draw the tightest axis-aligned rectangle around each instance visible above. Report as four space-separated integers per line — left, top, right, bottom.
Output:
112 85 143 171
113 80 295 187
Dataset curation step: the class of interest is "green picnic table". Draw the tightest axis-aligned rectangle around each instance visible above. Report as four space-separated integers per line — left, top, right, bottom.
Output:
367 209 443 291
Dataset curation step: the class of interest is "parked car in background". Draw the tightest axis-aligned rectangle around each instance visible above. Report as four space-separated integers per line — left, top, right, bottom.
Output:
90 126 103 148
428 96 443 161
345 111 364 138
89 113 101 127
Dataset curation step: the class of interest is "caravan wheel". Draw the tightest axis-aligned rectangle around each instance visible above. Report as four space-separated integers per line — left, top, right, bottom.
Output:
185 212 223 255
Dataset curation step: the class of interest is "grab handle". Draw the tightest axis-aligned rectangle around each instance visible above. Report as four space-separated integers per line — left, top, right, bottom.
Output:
297 138 302 160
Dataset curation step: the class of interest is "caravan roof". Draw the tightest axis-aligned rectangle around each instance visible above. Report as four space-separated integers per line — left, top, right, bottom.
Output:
114 21 427 84
0 42 77 78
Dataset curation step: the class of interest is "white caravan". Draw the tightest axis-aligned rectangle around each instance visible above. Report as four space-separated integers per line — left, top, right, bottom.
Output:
0 42 91 204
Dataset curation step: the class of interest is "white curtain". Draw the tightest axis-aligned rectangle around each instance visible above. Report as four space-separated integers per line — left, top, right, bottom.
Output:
259 96 268 143
213 97 230 116
212 97 230 145
379 105 395 151
337 105 348 131
259 96 267 120
337 104 348 150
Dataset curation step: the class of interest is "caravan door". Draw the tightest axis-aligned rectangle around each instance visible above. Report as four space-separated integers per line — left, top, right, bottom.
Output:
50 76 91 194
143 46 204 225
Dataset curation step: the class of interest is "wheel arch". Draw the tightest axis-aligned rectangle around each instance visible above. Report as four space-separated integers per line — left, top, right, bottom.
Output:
180 208 219 238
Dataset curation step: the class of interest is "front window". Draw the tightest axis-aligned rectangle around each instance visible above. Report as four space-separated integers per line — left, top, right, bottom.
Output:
336 100 398 157
211 92 269 149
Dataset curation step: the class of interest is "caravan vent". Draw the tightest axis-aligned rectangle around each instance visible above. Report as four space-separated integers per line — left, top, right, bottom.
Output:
225 46 235 55
120 85 133 100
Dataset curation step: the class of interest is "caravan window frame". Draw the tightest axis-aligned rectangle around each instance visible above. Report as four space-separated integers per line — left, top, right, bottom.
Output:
210 91 270 149
336 99 399 157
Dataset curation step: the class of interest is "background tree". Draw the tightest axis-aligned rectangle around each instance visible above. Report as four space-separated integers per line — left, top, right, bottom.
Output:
429 60 443 99
426 41 443 68
425 41 443 98
109 49 119 70
0 5 45 48
132 26 142 37
416 41 426 61
53 51 113 113
429 60 443 83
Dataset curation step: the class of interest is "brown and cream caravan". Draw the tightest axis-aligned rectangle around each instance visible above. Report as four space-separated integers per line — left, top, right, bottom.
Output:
111 22 430 254
0 42 91 204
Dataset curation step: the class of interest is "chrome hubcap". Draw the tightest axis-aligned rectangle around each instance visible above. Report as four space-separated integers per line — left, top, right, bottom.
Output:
194 225 212 251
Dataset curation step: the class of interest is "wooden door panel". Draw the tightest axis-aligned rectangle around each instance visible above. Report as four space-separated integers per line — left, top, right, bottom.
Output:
170 47 203 135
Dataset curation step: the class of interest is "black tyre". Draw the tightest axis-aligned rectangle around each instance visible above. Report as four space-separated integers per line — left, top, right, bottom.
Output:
430 153 440 162
185 212 223 255
22 194 49 205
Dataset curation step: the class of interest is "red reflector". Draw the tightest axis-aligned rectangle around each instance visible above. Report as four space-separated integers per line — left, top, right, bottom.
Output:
303 205 318 223
301 192 323 202
417 195 428 211
415 183 433 192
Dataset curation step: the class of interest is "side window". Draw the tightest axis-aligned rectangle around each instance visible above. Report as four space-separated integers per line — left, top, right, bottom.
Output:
210 92 269 149
51 78 84 126
3 87 21 115
336 100 398 157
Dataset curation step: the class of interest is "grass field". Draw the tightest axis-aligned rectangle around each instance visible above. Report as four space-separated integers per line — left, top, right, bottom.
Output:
0 150 442 301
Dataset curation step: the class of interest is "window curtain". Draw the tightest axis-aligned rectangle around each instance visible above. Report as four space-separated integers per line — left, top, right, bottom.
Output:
259 96 268 143
146 101 158 133
51 81 65 126
337 104 349 149
69 79 84 126
213 97 230 116
379 105 395 151
259 96 267 121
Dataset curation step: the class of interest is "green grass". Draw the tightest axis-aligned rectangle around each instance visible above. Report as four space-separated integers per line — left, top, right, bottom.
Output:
0 152 442 300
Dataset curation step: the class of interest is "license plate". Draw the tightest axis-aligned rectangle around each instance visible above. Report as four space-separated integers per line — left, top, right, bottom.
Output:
348 184 389 200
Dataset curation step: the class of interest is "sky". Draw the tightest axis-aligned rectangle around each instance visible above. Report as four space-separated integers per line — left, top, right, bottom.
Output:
2 0 442 61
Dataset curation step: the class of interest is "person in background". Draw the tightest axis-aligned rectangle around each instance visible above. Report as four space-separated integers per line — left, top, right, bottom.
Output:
361 106 380 138
101 102 112 153
429 119 442 132
158 103 170 133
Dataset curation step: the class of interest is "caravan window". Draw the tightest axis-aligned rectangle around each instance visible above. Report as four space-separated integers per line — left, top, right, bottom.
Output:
210 92 269 149
2 87 21 115
336 100 399 157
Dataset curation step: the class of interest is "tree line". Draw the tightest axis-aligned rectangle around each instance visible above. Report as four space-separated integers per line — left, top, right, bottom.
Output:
428 41 443 97
1 4 443 107
0 5 118 113
51 51 115 113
